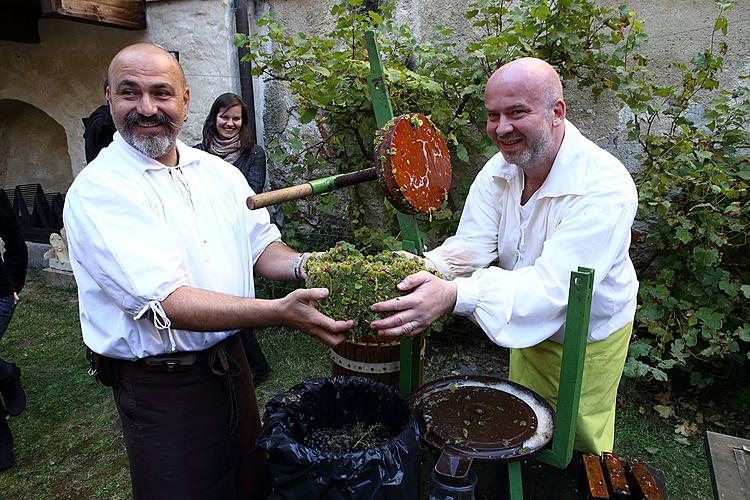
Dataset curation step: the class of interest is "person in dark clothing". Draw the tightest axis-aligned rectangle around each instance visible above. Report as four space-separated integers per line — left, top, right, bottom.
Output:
195 93 270 384
0 190 28 472
83 103 117 164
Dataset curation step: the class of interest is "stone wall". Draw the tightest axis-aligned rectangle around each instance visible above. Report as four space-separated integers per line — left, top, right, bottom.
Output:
0 0 239 191
1 0 747 205
253 0 749 238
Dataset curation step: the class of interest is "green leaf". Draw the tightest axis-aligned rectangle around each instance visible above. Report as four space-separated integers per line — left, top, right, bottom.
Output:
456 144 469 163
654 405 673 418
714 16 728 35
674 435 691 445
741 285 750 299
311 66 331 77
368 11 383 24
299 107 318 124
675 227 691 243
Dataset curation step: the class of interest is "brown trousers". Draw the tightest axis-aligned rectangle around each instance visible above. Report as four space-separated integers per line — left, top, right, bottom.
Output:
105 335 271 500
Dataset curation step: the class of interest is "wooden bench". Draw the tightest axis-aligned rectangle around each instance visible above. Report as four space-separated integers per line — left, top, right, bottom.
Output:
705 430 750 499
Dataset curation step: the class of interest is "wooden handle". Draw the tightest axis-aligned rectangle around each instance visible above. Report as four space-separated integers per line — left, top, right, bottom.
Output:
246 184 314 210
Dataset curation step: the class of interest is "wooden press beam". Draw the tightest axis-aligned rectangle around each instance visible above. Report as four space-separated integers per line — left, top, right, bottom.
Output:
41 0 146 30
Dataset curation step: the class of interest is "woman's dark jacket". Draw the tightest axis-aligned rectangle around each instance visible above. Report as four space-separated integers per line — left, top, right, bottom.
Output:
194 143 266 194
0 192 27 297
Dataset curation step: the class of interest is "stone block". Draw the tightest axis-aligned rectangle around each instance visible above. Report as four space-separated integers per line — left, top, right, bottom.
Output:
40 267 76 289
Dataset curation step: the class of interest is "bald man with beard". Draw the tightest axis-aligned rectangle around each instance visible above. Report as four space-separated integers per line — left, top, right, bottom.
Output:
64 43 353 499
371 57 638 455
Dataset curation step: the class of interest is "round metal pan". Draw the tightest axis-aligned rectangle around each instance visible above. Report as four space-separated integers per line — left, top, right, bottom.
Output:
410 375 555 464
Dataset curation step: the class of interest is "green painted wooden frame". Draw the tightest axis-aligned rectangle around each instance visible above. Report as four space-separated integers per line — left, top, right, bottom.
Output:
365 30 423 394
506 267 595 498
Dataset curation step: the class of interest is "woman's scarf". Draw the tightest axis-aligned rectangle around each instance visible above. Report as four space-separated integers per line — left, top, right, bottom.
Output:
208 134 242 165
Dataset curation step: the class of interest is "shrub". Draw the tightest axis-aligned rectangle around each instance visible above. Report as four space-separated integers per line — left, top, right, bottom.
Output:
621 2 750 386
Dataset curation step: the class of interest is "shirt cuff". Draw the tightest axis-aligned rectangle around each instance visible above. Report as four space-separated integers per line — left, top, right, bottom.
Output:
452 277 478 316
424 249 453 279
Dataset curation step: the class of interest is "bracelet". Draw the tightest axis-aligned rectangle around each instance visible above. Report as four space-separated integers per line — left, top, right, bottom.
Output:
293 252 309 280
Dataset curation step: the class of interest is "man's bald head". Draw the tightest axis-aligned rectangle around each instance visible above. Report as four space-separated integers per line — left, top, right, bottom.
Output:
105 43 190 166
108 43 186 91
484 57 565 178
487 57 563 108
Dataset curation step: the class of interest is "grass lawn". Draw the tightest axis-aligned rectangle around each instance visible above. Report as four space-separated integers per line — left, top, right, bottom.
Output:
0 273 747 498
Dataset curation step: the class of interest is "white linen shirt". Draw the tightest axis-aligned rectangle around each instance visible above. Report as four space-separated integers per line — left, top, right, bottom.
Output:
63 133 281 360
425 121 638 348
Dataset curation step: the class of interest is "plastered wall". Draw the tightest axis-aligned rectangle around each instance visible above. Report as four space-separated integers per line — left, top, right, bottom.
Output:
0 0 239 191
1 0 747 196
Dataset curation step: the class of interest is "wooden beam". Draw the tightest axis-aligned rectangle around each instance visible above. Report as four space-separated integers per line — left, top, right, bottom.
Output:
41 0 145 30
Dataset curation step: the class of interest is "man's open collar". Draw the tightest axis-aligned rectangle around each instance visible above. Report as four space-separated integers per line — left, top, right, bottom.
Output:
490 120 587 199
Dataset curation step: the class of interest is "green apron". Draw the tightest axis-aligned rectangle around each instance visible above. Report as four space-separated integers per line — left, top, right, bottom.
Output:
509 322 632 454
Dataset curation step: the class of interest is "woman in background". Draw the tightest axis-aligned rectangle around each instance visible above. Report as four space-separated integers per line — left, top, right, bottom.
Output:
196 92 266 193
196 93 270 384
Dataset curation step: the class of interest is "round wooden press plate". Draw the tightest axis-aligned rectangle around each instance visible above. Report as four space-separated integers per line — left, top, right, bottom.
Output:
376 113 452 214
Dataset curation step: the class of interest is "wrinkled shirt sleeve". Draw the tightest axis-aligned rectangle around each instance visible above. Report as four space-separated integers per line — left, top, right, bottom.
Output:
426 170 636 348
426 170 500 280
64 173 189 319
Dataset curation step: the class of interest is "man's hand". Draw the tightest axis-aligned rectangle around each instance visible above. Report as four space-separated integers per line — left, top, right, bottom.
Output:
278 288 354 346
12 292 19 305
369 271 456 337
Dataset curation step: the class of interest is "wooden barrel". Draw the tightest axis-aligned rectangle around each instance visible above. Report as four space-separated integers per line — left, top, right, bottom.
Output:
330 336 425 388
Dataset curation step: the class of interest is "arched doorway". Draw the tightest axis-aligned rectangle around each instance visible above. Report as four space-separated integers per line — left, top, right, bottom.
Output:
0 99 73 193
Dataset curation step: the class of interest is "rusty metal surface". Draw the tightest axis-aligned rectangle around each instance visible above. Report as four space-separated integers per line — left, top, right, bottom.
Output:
377 113 451 214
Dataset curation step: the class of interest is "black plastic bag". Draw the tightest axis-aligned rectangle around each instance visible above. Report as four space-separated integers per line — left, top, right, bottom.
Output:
256 376 421 499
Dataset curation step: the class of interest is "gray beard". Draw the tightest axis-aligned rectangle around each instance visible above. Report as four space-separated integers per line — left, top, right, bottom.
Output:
125 132 176 159
502 128 553 172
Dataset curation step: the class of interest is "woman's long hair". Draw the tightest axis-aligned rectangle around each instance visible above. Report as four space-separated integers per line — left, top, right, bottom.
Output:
200 92 255 152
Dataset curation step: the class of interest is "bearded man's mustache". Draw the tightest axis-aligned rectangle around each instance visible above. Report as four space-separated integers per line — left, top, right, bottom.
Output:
123 111 178 132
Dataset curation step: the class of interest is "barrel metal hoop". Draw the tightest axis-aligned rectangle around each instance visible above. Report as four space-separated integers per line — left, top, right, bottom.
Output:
329 348 400 374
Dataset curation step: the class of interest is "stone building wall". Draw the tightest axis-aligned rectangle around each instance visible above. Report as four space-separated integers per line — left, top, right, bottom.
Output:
1 0 747 201
252 0 749 238
0 0 239 192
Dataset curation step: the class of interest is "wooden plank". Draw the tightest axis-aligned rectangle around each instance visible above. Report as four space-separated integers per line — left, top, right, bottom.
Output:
40 0 145 30
582 454 610 499
626 460 665 500
705 430 750 499
603 452 630 498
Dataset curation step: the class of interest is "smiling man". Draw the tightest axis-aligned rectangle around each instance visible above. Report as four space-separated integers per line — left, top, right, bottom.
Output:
370 57 639 455
64 43 352 499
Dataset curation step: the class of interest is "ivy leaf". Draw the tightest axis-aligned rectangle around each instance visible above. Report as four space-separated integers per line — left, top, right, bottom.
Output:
674 227 691 243
741 285 750 299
